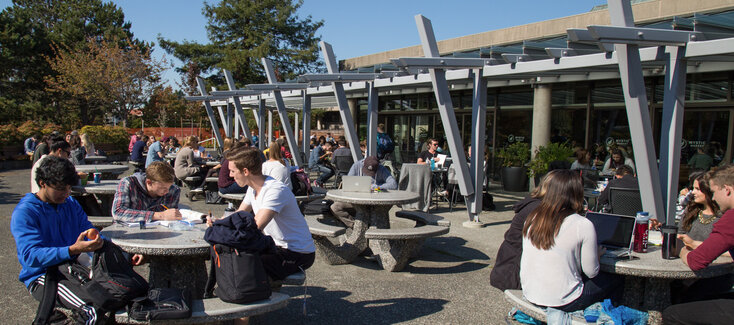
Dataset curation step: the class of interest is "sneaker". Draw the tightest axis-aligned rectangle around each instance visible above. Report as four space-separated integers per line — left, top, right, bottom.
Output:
436 190 448 196
191 187 204 193
312 180 322 188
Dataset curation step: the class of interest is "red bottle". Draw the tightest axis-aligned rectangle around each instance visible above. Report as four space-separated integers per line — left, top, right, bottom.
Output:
633 212 650 253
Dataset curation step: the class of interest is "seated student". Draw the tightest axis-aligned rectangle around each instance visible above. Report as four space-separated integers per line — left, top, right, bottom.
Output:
570 149 593 171
664 164 734 324
688 147 714 172
219 141 249 194
330 156 397 228
130 135 149 165
11 156 144 324
417 138 439 165
69 134 86 165
602 149 635 174
31 135 51 167
145 137 165 168
490 171 553 291
174 135 208 193
597 165 638 207
308 141 334 187
261 141 292 189
24 134 38 157
228 146 315 280
520 169 623 312
112 161 182 223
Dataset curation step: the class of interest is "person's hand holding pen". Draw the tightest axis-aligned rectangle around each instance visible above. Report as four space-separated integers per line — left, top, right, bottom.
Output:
153 204 182 221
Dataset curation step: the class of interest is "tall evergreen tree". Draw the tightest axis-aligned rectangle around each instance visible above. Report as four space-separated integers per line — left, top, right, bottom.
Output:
159 0 324 90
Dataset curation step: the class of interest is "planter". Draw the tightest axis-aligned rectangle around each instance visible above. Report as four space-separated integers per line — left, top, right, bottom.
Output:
501 166 529 192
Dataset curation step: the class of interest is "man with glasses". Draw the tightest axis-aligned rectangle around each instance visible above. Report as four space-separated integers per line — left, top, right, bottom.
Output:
417 138 440 165
112 161 182 223
12 156 144 324
30 135 71 193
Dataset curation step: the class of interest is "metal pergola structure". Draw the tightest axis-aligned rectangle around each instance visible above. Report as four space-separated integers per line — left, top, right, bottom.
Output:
185 0 734 226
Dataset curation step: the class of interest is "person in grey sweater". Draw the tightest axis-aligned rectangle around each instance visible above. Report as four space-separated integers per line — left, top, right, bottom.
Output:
174 135 207 192
330 156 397 227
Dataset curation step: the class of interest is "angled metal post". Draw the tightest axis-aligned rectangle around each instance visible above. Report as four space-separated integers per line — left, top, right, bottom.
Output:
224 70 251 139
295 112 299 151
320 41 363 162
258 98 266 150
302 92 312 164
195 77 224 150
261 58 304 167
226 103 233 137
367 82 378 157
415 15 475 210
469 69 487 218
659 46 687 226
268 110 273 147
609 0 664 220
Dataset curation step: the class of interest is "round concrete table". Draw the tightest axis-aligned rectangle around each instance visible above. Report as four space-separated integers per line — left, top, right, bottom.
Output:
601 246 734 324
101 223 210 299
84 155 107 164
205 161 220 167
75 164 129 179
72 180 120 216
319 190 419 265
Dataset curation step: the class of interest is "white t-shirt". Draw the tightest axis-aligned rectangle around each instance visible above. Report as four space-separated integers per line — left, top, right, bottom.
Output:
261 160 292 189
30 154 49 193
243 177 315 254
520 213 599 307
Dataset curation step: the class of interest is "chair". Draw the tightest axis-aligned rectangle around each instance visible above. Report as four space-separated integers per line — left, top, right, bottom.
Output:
608 187 643 216
332 154 354 187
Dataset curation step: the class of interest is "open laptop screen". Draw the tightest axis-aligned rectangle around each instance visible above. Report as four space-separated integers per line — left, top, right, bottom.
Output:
585 212 636 249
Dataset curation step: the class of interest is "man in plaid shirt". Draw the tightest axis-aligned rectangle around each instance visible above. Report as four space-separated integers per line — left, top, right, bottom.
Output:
112 161 182 223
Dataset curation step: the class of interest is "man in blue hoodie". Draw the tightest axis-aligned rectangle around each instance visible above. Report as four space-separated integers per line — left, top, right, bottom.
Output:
11 156 143 324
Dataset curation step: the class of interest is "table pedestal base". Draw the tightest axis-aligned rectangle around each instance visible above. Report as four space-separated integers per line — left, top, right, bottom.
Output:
622 276 670 325
314 205 391 265
368 238 424 272
148 255 208 299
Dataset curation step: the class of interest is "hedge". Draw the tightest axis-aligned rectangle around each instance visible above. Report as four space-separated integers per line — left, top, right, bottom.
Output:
80 125 130 152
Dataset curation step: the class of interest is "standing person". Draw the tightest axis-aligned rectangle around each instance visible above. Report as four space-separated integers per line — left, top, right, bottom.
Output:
520 169 623 312
376 123 394 161
80 133 96 157
664 164 734 324
12 156 144 324
30 136 70 193
174 135 207 192
262 141 292 189
32 135 50 165
24 134 38 157
251 130 259 148
308 141 334 187
129 131 142 153
130 135 149 165
227 146 316 280
602 149 635 174
145 136 165 168
112 161 182 223
417 138 439 165
329 156 397 228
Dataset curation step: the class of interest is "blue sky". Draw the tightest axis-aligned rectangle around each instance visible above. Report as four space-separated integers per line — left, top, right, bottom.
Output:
1 0 608 87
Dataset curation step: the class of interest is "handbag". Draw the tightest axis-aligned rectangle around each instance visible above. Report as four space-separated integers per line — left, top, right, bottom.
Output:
207 244 271 304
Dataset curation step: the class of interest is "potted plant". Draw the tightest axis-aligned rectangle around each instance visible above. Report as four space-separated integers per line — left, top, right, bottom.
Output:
497 142 530 192
527 142 575 185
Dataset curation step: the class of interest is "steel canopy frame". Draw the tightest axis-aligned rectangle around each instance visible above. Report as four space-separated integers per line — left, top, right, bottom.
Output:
223 70 251 139
194 77 224 151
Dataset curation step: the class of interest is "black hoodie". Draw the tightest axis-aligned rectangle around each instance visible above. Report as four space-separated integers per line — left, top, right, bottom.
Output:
489 196 541 291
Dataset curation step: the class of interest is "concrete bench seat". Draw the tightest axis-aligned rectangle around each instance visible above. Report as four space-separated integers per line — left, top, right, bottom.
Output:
88 216 113 229
365 225 449 272
503 289 586 325
183 176 202 183
219 192 245 203
205 177 218 183
114 292 289 324
394 210 451 227
305 214 347 237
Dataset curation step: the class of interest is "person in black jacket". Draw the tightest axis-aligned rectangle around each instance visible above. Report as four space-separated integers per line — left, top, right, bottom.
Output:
597 165 638 207
489 172 556 291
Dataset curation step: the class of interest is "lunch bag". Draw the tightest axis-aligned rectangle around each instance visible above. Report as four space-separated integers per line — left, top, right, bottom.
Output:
128 288 192 321
206 244 271 304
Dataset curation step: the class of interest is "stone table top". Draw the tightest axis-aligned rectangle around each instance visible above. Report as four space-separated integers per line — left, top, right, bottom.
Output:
205 161 221 167
600 246 734 279
100 223 209 256
84 155 107 162
75 164 128 174
72 180 120 195
325 189 419 206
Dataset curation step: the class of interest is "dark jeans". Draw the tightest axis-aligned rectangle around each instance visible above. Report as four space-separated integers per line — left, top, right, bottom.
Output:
218 182 248 194
663 299 734 324
314 164 334 184
261 247 315 281
555 272 624 312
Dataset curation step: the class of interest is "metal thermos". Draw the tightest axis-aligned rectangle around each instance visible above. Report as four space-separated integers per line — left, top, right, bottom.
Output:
661 226 679 259
633 212 650 253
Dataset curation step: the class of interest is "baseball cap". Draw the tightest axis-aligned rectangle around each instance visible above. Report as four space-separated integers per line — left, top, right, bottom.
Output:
362 156 380 177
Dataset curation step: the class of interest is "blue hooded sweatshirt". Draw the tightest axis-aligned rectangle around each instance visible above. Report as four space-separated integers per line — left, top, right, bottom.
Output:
11 193 94 288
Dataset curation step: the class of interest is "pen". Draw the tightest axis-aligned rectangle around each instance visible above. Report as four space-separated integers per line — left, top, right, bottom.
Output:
161 205 169 210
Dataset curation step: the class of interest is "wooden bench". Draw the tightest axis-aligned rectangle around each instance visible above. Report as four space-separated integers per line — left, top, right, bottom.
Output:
364 225 449 272
395 210 451 227
88 216 113 229
114 292 289 324
503 289 587 325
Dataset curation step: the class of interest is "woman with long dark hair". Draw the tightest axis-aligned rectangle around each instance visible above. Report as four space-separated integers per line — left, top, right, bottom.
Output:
520 169 622 312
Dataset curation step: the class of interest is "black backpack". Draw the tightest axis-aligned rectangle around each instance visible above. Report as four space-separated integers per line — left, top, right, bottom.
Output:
128 288 192 321
291 169 312 196
205 244 271 304
482 192 496 211
303 199 334 216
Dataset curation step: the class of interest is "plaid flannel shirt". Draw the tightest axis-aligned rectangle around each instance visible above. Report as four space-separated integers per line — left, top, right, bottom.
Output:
112 174 180 223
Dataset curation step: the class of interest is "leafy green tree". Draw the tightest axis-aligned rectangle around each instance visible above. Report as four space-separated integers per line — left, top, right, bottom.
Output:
159 0 324 90
0 0 145 125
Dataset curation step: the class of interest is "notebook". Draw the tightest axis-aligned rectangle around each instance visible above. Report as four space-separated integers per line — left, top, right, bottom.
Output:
585 212 636 258
341 176 373 193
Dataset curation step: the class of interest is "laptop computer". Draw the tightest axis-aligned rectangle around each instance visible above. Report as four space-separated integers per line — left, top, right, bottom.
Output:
341 176 373 193
585 212 636 258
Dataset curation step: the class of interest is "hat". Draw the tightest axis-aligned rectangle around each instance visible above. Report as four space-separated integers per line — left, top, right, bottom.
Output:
362 156 380 177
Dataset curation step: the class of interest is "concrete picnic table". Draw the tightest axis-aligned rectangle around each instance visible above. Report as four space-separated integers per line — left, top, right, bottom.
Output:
315 189 419 266
72 179 119 216
84 155 107 164
75 164 128 179
101 222 210 299
600 245 734 324
205 160 221 167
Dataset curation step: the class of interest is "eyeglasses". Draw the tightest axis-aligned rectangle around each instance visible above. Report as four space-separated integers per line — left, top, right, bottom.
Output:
47 184 71 192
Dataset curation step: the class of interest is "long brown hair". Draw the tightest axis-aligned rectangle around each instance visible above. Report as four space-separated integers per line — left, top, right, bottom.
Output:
268 141 285 165
522 169 584 250
681 172 720 232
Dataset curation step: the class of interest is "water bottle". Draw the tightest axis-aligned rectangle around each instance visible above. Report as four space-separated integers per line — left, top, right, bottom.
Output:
633 212 650 253
222 202 236 219
429 158 436 171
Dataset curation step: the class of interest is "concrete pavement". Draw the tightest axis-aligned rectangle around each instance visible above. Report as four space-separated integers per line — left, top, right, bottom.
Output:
0 166 526 324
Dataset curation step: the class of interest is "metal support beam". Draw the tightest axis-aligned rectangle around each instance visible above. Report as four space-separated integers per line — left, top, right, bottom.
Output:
258 99 266 151
320 41 363 162
659 46 687 226
415 15 475 220
609 0 665 221
302 92 312 163
224 70 251 139
469 69 487 219
215 101 229 138
195 77 224 150
366 82 378 157
260 58 304 167
268 110 273 147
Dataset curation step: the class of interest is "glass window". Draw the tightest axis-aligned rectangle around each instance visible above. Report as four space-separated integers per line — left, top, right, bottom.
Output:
403 95 419 111
380 97 401 111
498 90 533 107
589 108 630 149
551 108 587 148
686 80 728 102
680 110 730 164
592 82 625 104
496 109 532 148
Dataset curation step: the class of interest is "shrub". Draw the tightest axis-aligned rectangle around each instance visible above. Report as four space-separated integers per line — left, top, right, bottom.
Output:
497 142 530 167
17 121 43 139
527 142 575 177
0 124 22 148
80 125 130 152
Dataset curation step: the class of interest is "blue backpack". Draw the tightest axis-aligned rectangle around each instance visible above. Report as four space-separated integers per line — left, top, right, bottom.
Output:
377 133 395 159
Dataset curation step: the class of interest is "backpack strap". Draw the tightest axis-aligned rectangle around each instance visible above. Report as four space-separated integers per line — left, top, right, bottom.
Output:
203 246 217 298
33 266 60 325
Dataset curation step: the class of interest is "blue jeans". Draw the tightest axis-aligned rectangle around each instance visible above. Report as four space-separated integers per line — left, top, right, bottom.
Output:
219 182 248 194
314 164 334 184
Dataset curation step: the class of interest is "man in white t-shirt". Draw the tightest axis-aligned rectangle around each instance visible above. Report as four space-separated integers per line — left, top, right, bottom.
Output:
227 146 316 280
